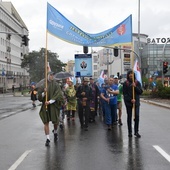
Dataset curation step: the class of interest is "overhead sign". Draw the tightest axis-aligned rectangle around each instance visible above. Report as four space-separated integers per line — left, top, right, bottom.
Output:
75 54 92 77
123 54 131 65
147 38 170 44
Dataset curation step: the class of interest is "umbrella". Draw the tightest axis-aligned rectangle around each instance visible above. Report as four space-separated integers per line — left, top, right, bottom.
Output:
54 71 73 80
36 78 59 88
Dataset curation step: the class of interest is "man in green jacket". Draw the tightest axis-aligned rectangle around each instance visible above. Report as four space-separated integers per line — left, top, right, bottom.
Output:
114 76 123 125
38 71 64 146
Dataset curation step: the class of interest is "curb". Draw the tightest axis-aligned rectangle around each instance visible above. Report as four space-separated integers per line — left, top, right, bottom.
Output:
141 99 170 109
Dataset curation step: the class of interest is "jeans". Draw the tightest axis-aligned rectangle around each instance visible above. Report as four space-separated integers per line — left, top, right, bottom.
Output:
110 103 117 123
104 102 112 125
126 106 140 134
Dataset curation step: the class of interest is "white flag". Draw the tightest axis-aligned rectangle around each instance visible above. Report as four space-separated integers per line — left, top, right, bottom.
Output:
133 59 142 86
47 62 51 72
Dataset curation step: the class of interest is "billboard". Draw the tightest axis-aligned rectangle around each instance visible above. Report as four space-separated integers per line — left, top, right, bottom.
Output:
75 54 92 77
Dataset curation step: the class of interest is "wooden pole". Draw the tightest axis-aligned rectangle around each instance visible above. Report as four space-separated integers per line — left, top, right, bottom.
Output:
45 30 48 109
132 45 135 119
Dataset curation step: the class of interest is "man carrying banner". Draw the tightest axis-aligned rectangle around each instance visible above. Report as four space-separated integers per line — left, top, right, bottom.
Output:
38 71 64 146
123 70 143 138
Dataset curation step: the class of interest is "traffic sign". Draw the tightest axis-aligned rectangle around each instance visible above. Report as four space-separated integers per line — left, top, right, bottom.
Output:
1 68 5 76
154 72 158 76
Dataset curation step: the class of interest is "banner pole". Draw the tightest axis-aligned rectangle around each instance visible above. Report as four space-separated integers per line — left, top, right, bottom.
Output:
132 44 135 119
45 30 48 109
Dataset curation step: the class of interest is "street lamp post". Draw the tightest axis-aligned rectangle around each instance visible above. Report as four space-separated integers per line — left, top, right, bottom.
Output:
104 48 114 77
161 41 169 85
103 46 141 71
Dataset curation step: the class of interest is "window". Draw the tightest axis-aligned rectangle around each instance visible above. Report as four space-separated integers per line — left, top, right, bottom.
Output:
94 65 97 70
93 56 98 63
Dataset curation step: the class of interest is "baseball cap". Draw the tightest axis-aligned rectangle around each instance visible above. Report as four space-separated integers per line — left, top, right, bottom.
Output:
84 77 89 82
114 75 118 79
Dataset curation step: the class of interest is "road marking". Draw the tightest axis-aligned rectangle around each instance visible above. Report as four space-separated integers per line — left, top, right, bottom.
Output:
8 150 32 170
153 145 170 163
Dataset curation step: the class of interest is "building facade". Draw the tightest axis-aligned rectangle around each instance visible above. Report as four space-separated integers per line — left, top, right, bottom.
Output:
0 2 29 92
66 33 170 86
96 33 170 84
65 60 74 76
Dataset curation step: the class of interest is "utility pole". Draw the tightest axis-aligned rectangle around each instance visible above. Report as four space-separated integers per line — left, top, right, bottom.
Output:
161 41 169 85
104 48 114 78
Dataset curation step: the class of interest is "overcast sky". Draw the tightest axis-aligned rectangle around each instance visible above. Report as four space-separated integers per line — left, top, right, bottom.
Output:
9 0 170 62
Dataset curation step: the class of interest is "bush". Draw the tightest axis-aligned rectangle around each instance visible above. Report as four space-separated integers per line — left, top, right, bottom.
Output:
150 81 170 99
142 90 151 96
21 89 30 95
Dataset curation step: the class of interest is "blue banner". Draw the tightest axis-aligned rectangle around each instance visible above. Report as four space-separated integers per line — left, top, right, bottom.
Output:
75 54 92 77
47 3 132 47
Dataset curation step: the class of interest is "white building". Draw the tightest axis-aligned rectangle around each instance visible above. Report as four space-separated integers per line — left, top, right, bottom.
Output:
0 2 29 92
96 33 148 80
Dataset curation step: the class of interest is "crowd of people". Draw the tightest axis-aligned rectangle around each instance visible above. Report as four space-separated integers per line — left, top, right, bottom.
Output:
35 70 143 147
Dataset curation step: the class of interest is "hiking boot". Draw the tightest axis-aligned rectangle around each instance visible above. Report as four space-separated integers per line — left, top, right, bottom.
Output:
54 133 58 141
45 139 50 146
118 119 123 126
128 133 132 137
108 125 112 131
59 124 63 130
134 133 141 138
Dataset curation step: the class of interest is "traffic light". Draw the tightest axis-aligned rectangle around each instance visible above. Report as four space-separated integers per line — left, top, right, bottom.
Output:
83 46 88 54
114 47 119 57
163 61 168 74
22 35 29 46
117 72 120 78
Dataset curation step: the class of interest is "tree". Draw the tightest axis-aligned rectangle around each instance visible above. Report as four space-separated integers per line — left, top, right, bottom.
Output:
21 48 66 82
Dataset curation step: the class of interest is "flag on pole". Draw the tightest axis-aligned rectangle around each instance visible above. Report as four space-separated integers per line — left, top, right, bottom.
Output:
133 59 142 86
47 62 51 72
97 70 107 87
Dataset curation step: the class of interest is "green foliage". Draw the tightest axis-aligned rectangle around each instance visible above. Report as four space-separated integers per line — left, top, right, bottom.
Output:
142 76 149 84
142 90 151 96
150 80 170 99
21 48 66 82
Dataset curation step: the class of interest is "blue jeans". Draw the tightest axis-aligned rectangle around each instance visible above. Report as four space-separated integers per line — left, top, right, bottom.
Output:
104 102 112 125
110 103 117 123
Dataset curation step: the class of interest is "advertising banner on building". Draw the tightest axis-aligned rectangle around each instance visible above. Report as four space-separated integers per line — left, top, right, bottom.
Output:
75 54 92 77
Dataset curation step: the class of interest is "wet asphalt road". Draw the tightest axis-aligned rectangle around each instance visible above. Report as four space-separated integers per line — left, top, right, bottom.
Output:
0 95 170 170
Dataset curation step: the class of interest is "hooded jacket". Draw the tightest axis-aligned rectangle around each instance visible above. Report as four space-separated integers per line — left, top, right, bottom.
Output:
123 70 143 107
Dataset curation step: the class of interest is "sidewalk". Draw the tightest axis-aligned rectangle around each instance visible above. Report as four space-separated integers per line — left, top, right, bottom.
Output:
0 93 41 119
141 98 170 109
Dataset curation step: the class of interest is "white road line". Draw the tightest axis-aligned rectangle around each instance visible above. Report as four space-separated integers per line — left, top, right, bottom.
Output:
8 150 32 170
153 145 170 163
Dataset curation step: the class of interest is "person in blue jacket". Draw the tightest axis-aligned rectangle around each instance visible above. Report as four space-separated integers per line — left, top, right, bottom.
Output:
100 77 119 130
